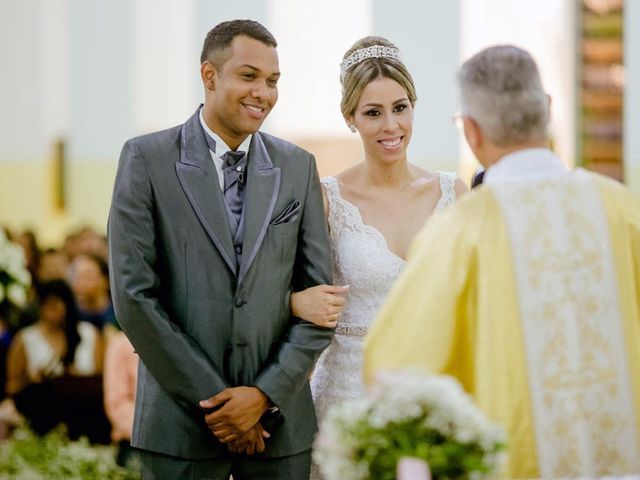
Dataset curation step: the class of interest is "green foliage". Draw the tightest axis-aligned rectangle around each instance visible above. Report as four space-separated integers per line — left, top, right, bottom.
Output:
349 413 503 480
0 426 141 480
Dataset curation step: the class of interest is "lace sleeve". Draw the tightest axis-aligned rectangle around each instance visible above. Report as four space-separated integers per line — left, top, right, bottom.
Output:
321 176 341 230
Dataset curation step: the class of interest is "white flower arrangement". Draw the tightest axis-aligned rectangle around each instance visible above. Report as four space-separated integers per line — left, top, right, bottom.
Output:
0 229 31 312
314 371 506 480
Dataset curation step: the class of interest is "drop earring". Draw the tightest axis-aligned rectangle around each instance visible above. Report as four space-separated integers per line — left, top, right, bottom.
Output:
348 124 357 133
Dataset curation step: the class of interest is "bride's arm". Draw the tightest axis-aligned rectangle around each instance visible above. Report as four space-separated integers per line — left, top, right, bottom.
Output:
291 285 348 328
290 183 348 328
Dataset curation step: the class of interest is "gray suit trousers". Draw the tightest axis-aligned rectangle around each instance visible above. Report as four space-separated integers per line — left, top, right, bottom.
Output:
140 449 311 480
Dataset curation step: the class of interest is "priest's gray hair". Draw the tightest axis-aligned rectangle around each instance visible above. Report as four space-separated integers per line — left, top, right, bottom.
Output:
458 45 549 147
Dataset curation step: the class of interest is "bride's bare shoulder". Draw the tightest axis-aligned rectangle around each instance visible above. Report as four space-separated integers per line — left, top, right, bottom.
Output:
409 164 439 186
330 164 366 194
333 164 362 182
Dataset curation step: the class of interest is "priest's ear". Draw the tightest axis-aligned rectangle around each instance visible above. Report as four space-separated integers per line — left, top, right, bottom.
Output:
462 116 483 151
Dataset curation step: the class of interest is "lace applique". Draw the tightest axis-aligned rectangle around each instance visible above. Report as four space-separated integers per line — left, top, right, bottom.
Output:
435 170 457 210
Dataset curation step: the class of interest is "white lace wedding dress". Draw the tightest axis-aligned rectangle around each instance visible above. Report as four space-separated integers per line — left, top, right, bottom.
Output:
310 173 457 480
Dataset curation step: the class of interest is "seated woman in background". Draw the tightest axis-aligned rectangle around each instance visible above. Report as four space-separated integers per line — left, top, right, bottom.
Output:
6 280 110 443
38 248 70 283
103 328 139 467
69 253 117 335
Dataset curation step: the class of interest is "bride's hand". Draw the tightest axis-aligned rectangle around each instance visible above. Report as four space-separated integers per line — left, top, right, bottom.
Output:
291 285 349 328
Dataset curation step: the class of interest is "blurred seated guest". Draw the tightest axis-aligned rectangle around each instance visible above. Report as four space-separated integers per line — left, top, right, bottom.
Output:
37 248 70 283
0 319 10 402
0 396 22 440
14 247 70 333
17 230 40 282
63 231 82 262
69 253 117 332
6 280 110 442
77 227 109 261
104 328 139 467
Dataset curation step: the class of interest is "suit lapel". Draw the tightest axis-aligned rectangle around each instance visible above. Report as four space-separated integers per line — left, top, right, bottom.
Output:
175 108 237 275
238 133 281 286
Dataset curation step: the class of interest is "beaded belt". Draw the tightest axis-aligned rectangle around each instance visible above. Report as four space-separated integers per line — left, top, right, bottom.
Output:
335 324 368 337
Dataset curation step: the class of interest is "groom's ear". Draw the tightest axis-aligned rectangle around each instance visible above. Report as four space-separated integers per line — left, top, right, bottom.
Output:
201 60 218 91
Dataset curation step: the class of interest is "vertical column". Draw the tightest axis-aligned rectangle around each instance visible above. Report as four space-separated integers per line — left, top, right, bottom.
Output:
68 0 132 161
373 0 461 173
0 0 66 161
0 0 67 244
39 0 69 145
131 0 197 133
625 0 640 191
67 0 133 235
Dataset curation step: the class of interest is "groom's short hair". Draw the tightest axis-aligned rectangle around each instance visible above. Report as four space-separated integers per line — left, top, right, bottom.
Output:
200 19 277 68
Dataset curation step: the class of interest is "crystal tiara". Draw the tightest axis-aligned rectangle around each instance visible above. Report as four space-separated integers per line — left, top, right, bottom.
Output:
340 45 402 75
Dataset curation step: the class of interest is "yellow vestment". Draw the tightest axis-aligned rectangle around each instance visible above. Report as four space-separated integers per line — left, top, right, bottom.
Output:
363 152 640 479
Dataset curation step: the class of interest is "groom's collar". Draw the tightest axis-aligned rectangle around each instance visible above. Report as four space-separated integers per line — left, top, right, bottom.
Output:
198 105 252 156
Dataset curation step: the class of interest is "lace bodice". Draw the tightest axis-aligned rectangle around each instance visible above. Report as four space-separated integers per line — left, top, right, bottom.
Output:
310 172 457 478
321 172 456 335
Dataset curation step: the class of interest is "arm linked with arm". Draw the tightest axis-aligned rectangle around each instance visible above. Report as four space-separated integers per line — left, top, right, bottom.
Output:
252 155 334 411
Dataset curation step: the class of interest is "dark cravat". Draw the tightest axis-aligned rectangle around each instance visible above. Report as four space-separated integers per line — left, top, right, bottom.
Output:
471 170 485 189
220 150 247 235
200 124 247 266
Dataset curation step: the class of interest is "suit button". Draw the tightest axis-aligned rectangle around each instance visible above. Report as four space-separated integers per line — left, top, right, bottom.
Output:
234 245 242 254
235 298 245 307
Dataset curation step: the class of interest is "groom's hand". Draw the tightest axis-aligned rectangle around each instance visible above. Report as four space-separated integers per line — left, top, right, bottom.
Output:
226 423 271 455
199 386 270 443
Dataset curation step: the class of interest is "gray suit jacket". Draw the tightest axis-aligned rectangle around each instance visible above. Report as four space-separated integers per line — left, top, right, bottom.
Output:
108 107 333 459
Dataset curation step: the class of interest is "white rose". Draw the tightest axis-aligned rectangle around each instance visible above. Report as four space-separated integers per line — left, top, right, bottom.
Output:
7 245 25 269
7 283 27 307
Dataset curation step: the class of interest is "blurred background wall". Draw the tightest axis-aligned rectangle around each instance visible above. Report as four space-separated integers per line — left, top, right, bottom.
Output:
0 0 638 246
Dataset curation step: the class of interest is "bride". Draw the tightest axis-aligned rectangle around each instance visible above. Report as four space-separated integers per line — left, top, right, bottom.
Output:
291 36 467 477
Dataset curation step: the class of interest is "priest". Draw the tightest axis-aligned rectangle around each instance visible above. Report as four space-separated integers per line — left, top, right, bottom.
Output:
363 45 640 479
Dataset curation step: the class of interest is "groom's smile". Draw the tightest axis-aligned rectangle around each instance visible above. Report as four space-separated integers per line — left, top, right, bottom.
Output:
241 102 268 120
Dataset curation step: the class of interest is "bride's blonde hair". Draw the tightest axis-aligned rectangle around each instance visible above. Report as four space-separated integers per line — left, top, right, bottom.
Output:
340 36 417 119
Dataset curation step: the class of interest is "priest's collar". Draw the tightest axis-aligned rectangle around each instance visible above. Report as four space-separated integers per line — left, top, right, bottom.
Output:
484 148 568 185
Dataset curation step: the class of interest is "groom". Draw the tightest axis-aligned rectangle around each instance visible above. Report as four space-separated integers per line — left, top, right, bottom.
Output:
108 20 333 479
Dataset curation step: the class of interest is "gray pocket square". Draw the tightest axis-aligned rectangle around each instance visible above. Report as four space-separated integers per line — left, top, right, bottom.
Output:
271 200 301 225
